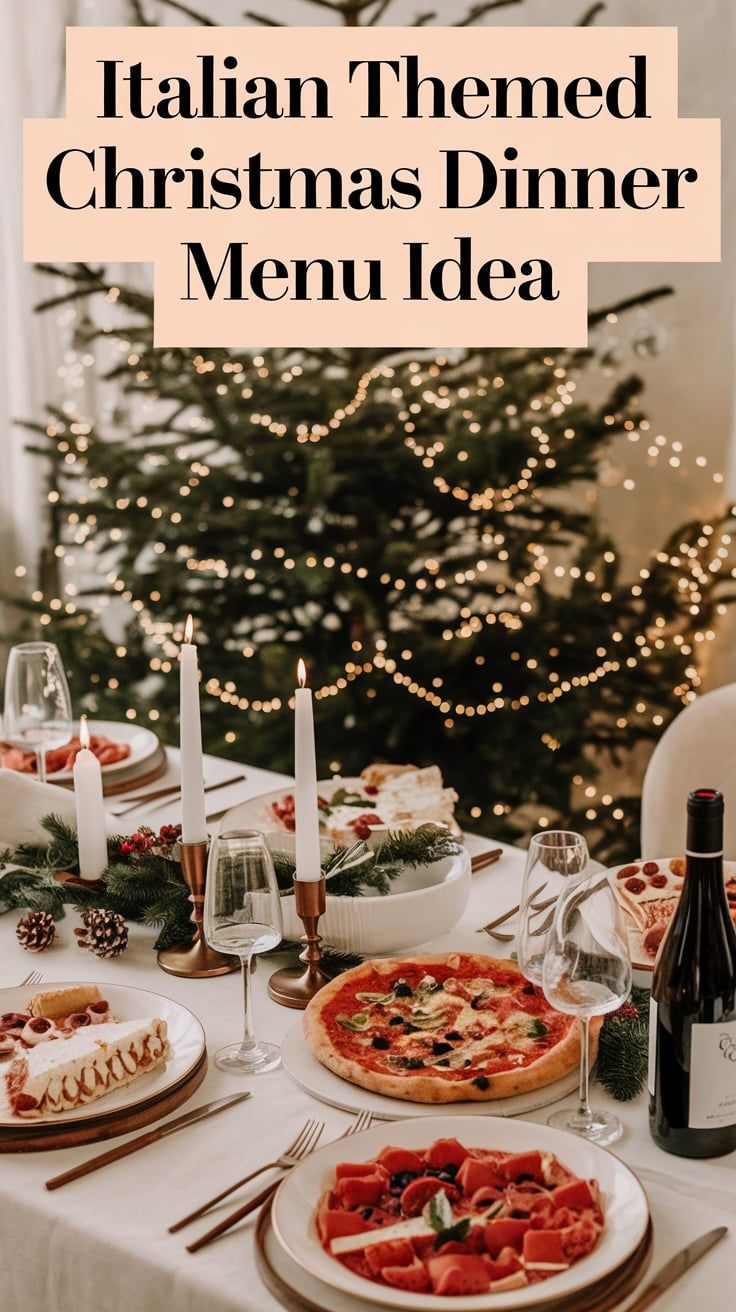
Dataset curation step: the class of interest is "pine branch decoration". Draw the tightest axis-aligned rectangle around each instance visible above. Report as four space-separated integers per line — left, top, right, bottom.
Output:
595 987 650 1102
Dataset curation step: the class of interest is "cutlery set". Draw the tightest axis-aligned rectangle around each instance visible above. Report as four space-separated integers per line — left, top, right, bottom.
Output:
108 771 248 818
44 1095 373 1256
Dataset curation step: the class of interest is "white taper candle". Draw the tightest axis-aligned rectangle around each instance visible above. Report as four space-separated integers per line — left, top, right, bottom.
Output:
294 659 321 881
180 614 207 845
73 716 108 881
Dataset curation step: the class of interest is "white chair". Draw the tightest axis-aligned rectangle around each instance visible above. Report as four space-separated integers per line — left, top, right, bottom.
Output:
640 683 736 857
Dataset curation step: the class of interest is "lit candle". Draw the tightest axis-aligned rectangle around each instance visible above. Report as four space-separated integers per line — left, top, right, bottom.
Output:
73 717 108 881
294 659 321 881
180 614 207 845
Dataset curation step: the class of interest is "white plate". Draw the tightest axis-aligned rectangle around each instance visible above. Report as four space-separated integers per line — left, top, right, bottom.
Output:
226 777 462 845
38 720 160 783
0 980 205 1127
605 856 736 973
281 1021 579 1121
271 1114 649 1312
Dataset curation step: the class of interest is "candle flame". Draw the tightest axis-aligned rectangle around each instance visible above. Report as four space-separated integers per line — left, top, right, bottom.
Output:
297 658 307 689
184 614 194 644
79 715 90 749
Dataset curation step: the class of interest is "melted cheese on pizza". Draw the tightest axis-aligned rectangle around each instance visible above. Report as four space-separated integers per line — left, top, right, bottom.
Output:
320 962 571 1086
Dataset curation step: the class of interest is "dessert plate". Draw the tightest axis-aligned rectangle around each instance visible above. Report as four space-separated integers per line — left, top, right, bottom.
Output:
281 1020 579 1120
0 980 204 1127
225 777 463 845
271 1114 650 1312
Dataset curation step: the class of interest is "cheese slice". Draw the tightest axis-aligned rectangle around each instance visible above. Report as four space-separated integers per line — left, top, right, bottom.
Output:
6 1017 168 1117
330 1206 504 1255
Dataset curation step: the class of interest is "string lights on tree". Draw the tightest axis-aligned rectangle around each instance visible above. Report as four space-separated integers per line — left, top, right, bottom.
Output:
7 0 736 862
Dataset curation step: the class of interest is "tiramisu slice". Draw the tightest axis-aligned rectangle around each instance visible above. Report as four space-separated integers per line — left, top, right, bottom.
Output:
6 1017 168 1117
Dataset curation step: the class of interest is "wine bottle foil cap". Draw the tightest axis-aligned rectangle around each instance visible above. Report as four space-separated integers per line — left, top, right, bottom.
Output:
687 788 724 815
686 788 724 855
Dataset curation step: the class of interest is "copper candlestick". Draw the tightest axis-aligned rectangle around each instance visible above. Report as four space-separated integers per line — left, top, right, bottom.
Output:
158 840 238 979
268 876 331 1008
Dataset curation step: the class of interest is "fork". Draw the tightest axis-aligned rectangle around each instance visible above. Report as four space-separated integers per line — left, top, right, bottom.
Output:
186 1110 374 1254
19 970 44 987
169 1116 325 1233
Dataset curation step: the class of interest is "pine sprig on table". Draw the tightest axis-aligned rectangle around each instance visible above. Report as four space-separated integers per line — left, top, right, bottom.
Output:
0 815 194 951
594 987 651 1102
274 824 463 898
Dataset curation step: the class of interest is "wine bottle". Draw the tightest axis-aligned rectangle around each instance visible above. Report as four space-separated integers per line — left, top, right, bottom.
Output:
649 788 736 1157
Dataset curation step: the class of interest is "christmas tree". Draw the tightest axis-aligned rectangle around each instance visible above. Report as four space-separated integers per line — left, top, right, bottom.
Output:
9 0 735 861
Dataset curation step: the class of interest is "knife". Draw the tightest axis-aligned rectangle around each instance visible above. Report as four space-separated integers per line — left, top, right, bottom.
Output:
45 1092 252 1191
626 1226 728 1312
110 773 247 816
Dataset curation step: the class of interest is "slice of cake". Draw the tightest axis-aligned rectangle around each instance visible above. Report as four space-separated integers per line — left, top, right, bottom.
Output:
6 1017 168 1117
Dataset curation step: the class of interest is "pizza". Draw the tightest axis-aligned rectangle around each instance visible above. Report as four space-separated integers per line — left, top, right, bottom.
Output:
317 1137 604 1296
610 857 736 961
303 953 599 1103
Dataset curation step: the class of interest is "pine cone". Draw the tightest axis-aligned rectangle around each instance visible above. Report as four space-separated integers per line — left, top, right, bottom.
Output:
16 910 56 952
75 908 128 959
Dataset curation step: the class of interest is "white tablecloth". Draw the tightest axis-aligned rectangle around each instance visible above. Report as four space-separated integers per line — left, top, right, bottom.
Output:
0 754 734 1312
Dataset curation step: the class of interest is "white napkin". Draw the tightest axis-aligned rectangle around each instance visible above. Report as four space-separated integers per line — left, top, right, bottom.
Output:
0 767 116 850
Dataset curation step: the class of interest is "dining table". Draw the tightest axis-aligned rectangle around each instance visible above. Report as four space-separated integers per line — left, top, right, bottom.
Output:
0 749 734 1312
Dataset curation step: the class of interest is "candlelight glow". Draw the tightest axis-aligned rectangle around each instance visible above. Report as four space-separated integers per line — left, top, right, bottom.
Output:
297 658 307 689
184 614 194 644
79 715 90 749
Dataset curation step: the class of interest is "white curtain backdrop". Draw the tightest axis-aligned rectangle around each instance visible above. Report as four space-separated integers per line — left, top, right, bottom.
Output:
0 0 735 689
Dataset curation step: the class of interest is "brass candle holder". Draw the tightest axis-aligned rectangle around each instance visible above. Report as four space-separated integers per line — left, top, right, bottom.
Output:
158 840 238 979
268 876 331 1008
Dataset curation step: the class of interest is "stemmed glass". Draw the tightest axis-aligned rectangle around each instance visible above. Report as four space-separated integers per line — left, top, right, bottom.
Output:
516 831 591 985
204 829 283 1075
2 642 73 783
542 871 632 1145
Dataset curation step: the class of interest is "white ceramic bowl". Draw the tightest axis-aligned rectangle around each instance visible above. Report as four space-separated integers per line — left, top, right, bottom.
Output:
218 805 471 955
288 849 471 954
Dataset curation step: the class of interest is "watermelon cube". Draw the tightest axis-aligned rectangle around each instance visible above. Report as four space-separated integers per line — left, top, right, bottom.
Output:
334 1172 385 1209
483 1217 531 1256
427 1255 491 1296
523 1229 566 1264
382 1259 432 1293
425 1138 470 1169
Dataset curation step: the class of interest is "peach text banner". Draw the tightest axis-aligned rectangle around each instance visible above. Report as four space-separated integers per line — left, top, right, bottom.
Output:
23 25 720 347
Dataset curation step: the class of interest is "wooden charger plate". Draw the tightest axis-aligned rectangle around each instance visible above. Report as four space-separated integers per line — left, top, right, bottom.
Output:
255 1194 653 1312
0 1048 207 1153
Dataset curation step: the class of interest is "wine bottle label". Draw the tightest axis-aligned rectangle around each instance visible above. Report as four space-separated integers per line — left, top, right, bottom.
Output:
647 996 657 1097
688 1018 736 1129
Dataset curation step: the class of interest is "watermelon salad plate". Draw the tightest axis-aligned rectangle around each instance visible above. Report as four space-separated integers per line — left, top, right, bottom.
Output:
270 1114 650 1311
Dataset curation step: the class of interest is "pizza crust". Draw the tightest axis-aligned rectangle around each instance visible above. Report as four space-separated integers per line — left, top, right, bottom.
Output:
304 953 602 1104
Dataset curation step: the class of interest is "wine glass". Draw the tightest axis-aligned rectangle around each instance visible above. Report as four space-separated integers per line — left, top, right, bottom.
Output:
204 829 283 1075
2 642 73 783
516 831 591 985
542 871 632 1145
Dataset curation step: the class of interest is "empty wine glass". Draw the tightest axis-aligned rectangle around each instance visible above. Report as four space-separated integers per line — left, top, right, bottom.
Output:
542 871 632 1145
204 829 283 1075
2 642 73 783
517 831 590 985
